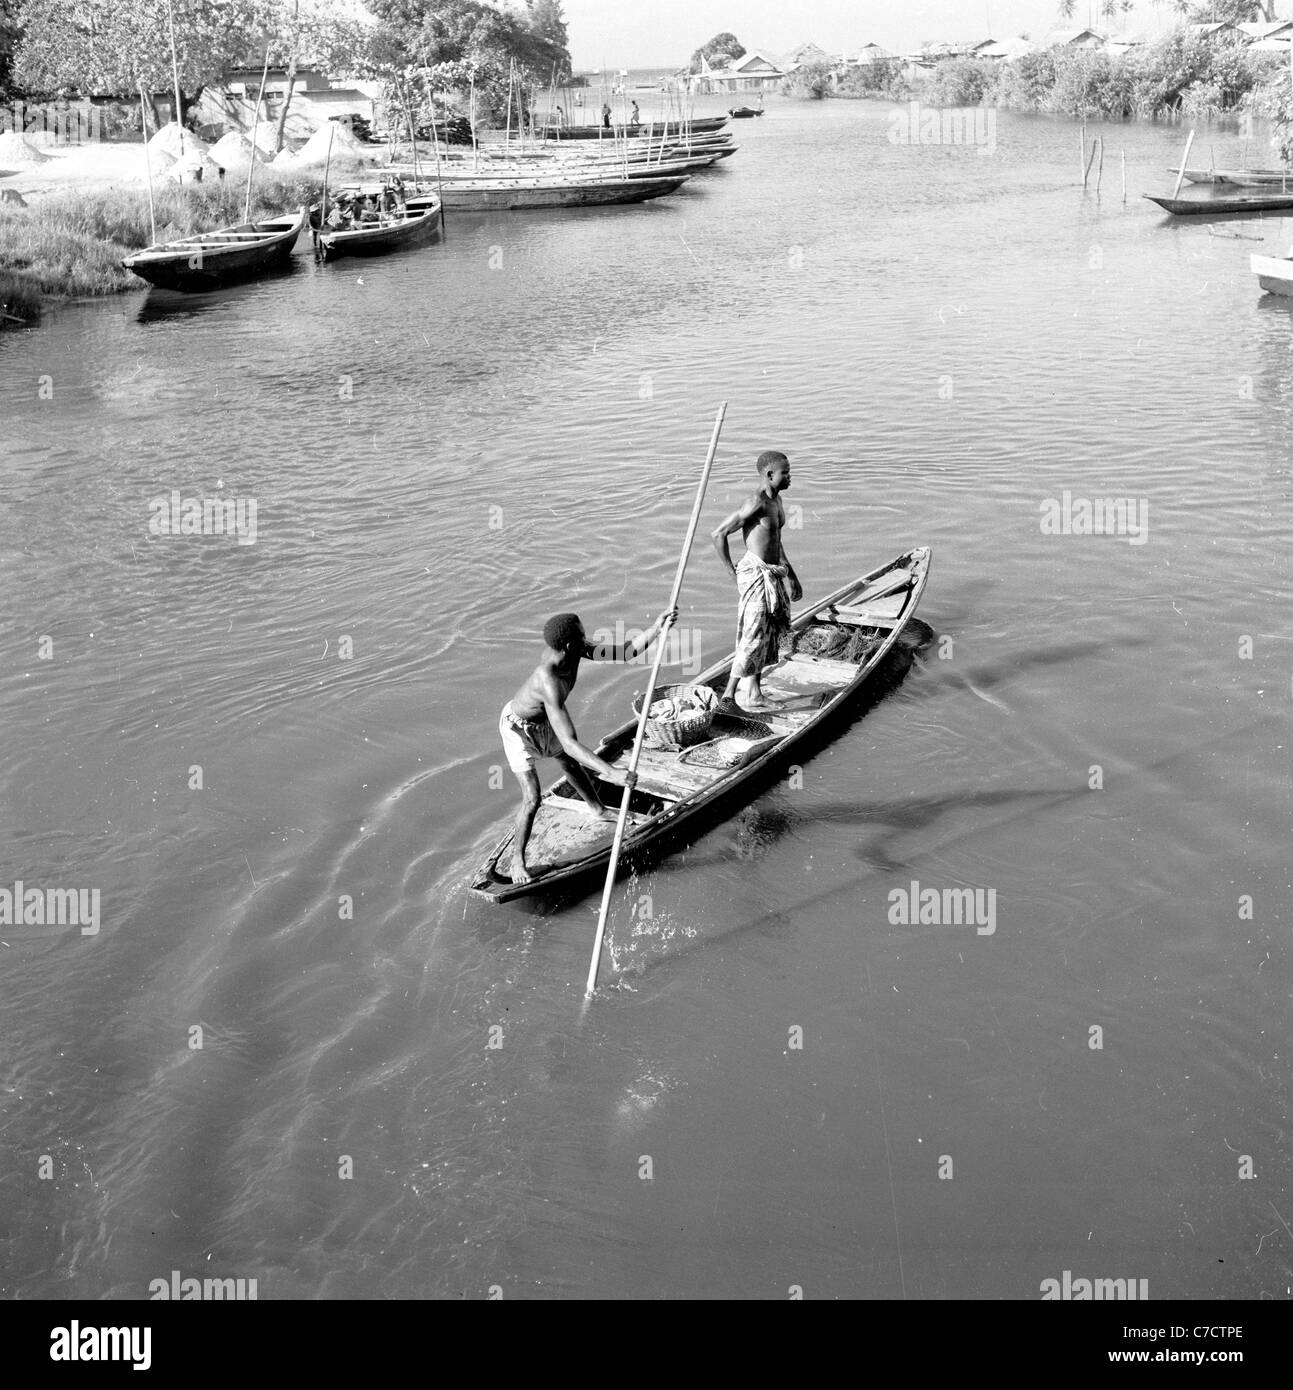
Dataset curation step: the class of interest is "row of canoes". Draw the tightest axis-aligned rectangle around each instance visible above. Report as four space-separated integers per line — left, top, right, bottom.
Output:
120 200 448 290
122 120 741 292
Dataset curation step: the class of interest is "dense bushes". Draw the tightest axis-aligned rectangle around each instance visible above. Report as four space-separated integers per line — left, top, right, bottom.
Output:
917 32 1283 119
922 58 997 108
834 58 908 101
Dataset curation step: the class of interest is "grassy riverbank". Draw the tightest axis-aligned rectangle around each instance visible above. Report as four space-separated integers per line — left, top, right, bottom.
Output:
0 169 325 321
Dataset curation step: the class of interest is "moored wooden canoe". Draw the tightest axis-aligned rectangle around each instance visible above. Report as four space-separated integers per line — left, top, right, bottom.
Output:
122 208 308 291
315 199 442 259
406 174 688 212
1145 191 1293 215
470 548 931 904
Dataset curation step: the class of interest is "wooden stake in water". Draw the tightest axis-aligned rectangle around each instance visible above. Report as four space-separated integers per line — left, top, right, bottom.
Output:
1172 129 1196 201
583 402 728 999
245 48 271 224
139 83 156 244
1121 148 1126 204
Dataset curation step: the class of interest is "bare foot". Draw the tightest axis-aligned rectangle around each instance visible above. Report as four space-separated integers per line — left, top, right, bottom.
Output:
510 859 535 885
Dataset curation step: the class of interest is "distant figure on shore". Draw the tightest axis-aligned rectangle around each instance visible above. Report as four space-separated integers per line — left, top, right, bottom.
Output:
630 101 640 129
553 105 564 128
601 102 612 129
711 451 802 711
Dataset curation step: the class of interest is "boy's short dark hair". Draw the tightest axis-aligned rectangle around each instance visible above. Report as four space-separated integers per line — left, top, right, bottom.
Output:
756 450 789 473
543 612 583 651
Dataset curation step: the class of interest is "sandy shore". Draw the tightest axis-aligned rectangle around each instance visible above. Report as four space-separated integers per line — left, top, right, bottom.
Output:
0 141 162 200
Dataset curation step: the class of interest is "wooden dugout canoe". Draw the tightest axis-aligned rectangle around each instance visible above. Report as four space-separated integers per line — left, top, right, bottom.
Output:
122 208 308 291
1144 190 1293 215
1171 167 1293 187
470 547 931 904
315 199 443 259
406 174 688 212
533 114 730 140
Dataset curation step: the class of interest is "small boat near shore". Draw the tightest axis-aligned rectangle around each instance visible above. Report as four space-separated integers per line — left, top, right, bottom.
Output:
122 208 308 291
406 174 687 212
1172 166 1293 188
1250 251 1293 296
470 548 931 904
729 106 764 118
1144 190 1293 216
314 198 442 259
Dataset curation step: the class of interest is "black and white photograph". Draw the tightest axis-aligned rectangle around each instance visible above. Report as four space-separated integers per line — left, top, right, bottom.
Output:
1 0 1289 1340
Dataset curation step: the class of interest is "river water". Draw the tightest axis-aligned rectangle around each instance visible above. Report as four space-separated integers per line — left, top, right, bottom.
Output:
1 97 1289 1300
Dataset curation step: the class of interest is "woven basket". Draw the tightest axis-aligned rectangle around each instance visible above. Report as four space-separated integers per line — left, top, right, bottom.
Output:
632 684 717 749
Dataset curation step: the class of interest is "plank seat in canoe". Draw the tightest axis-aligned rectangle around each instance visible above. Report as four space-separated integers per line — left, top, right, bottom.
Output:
609 747 728 801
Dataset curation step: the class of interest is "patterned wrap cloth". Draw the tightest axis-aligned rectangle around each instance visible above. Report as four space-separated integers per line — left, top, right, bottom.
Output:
731 551 792 678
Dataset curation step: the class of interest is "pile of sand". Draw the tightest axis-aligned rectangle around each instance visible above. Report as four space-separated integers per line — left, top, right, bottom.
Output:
292 121 375 165
207 131 271 167
165 150 223 183
0 130 50 165
147 123 210 161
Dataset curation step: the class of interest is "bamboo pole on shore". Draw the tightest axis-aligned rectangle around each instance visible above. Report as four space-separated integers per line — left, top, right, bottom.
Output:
245 48 271 224
139 83 156 245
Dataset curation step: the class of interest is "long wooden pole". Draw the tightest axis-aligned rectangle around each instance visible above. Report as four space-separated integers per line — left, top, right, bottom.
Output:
583 401 728 998
245 47 271 223
139 83 156 244
1172 129 1195 201
315 123 333 253
166 0 184 159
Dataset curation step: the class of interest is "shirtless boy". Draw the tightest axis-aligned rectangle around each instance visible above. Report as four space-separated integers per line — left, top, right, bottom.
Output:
499 607 675 883
711 450 802 709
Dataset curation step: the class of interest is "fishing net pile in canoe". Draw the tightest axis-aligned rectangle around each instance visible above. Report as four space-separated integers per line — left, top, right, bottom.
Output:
788 623 878 662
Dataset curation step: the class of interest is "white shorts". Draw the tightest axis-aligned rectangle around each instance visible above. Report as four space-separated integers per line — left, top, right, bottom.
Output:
499 701 565 777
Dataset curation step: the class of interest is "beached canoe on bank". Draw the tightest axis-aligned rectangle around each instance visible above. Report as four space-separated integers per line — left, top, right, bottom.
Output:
406 174 688 212
122 208 308 291
314 198 442 259
470 547 931 904
1144 190 1293 215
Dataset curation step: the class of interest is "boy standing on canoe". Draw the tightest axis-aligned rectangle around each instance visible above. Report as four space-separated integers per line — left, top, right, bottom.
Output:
500 607 675 884
711 450 802 710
